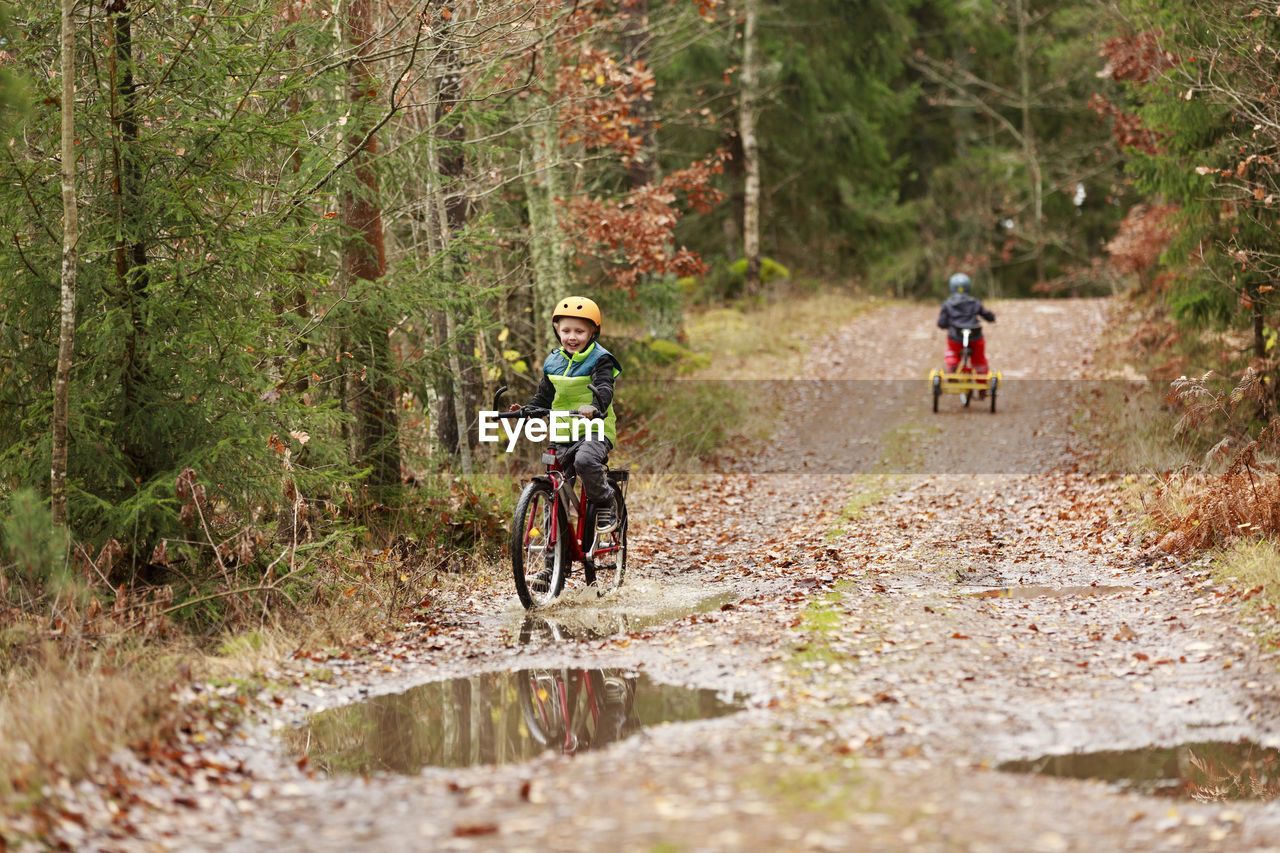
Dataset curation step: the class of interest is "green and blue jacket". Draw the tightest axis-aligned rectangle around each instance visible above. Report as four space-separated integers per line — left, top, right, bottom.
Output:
528 341 621 445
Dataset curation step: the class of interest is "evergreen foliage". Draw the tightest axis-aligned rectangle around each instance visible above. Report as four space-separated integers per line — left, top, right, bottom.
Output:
0 0 1157 610
1102 0 1280 353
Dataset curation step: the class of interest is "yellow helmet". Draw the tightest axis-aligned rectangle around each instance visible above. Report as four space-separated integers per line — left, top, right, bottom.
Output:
552 296 603 333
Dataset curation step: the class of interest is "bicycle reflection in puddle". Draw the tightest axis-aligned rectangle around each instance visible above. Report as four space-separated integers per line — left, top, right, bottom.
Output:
288 615 742 774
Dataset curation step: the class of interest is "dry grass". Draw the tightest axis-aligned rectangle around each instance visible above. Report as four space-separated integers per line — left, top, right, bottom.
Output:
683 290 878 380
1084 297 1280 633
1078 379 1192 477
1212 539 1280 610
0 641 184 801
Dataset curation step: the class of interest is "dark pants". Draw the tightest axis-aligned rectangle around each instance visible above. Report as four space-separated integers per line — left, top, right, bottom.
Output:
560 439 614 506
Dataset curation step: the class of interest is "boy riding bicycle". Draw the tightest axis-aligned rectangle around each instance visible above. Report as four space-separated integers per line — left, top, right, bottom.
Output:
509 295 622 535
937 272 995 385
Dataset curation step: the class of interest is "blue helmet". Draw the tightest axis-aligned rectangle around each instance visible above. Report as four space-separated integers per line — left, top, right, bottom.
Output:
948 273 971 295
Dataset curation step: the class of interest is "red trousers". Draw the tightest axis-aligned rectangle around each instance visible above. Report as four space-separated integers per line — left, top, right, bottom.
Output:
945 337 988 373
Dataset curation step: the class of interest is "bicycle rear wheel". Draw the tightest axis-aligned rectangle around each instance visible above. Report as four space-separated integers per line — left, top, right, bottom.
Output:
512 481 566 609
585 490 627 594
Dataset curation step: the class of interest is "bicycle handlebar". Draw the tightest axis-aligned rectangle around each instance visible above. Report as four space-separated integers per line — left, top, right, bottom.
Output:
498 406 547 419
498 406 594 420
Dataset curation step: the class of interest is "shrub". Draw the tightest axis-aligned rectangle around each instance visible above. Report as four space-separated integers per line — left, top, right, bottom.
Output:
1 489 73 601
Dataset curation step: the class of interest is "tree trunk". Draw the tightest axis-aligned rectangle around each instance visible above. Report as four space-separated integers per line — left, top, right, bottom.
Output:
53 0 78 529
1015 0 1045 283
522 25 571 353
343 0 400 489
427 38 473 474
523 125 569 353
1252 285 1266 361
739 0 762 295
621 0 654 190
434 10 478 469
276 5 311 548
432 310 460 456
107 0 152 482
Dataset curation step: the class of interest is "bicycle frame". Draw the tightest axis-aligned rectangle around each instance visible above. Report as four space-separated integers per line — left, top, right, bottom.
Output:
536 445 622 566
524 668 602 755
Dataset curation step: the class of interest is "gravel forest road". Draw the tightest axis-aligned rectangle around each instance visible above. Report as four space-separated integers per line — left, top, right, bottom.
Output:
53 298 1280 852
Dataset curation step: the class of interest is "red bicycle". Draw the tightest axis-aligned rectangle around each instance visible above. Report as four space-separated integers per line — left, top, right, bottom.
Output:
496 389 629 609
516 616 637 754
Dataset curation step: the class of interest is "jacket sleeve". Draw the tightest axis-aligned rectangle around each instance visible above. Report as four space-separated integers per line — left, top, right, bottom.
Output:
979 302 996 322
937 305 951 329
589 355 618 412
528 374 555 409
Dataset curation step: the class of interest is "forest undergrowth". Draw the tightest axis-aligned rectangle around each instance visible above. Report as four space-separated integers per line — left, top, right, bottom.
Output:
1084 293 1280 620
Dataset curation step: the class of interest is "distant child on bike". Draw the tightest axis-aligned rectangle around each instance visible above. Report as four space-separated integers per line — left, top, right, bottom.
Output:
511 296 622 534
937 272 995 377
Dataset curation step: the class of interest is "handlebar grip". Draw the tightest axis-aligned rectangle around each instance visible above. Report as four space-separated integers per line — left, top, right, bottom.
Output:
498 407 552 419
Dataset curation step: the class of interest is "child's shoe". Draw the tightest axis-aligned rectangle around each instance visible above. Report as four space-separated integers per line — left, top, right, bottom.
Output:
530 568 553 592
594 497 618 534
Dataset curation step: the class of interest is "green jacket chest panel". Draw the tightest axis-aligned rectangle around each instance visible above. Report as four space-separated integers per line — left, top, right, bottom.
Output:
543 343 619 445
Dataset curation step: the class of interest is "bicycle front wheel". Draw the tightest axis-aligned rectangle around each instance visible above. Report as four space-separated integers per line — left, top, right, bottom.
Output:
512 482 566 609
585 491 627 594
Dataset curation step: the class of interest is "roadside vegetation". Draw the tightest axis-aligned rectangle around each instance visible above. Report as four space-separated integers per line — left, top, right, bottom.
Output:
1084 293 1280 645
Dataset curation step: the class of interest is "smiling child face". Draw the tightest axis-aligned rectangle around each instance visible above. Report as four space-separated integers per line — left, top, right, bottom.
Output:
555 317 595 353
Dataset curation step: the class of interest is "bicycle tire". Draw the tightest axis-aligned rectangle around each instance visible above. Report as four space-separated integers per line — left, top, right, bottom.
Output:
584 490 627 594
511 481 567 609
931 374 941 413
518 668 605 755
989 375 998 413
517 669 571 750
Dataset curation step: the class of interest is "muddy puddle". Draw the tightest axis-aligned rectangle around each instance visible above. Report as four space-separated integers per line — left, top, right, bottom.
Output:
966 585 1135 599
503 580 735 642
999 740 1280 801
289 670 743 775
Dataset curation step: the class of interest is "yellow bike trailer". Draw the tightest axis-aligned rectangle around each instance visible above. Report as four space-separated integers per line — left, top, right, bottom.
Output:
930 367 1001 413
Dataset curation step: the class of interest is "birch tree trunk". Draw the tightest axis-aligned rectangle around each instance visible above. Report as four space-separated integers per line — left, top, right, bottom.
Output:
739 0 762 296
522 23 570 353
523 121 569 353
53 0 78 528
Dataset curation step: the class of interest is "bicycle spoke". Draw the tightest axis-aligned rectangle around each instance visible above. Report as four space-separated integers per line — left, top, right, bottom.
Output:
512 483 566 608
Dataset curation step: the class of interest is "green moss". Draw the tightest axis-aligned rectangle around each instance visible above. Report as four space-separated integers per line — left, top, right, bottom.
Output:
649 843 686 853
216 631 266 659
645 337 708 370
726 256 792 285
792 590 848 666
767 764 864 819
828 475 896 539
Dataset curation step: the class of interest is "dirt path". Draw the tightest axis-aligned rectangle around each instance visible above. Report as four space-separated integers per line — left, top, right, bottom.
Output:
38 299 1280 851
